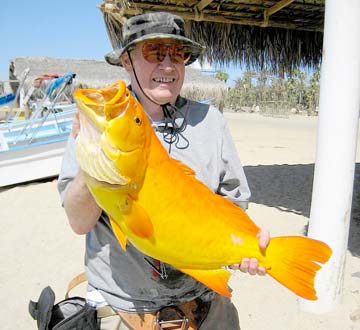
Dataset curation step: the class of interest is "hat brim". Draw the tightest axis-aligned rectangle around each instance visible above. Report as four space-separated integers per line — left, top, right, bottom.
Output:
105 33 205 66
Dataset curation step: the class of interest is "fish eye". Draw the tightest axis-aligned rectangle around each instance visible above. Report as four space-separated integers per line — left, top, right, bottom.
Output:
134 117 142 125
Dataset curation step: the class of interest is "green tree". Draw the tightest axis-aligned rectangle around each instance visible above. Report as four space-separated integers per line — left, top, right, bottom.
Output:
255 70 270 104
293 68 307 109
215 70 229 83
286 75 298 109
305 66 320 113
228 67 320 115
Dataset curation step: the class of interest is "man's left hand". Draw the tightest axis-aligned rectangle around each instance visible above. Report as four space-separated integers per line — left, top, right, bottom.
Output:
228 228 270 276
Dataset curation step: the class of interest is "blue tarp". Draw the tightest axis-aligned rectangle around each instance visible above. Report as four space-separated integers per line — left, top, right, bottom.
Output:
0 93 15 106
45 72 76 96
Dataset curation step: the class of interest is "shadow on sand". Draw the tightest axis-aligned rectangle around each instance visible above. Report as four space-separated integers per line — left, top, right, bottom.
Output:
244 163 360 257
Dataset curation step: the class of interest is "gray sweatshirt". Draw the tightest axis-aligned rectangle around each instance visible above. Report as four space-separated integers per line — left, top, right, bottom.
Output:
57 97 250 312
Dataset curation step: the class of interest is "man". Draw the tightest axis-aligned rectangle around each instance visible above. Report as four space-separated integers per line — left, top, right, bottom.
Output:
58 12 269 329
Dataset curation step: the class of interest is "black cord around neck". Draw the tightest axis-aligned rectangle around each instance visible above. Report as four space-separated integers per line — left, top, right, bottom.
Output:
160 103 189 153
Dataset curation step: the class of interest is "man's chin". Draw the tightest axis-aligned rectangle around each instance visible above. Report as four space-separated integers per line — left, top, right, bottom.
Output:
151 93 176 105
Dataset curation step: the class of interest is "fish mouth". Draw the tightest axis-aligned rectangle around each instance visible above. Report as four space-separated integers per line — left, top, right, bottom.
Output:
73 81 129 133
75 81 146 185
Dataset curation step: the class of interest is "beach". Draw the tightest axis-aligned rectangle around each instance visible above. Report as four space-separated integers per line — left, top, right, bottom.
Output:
1 112 359 330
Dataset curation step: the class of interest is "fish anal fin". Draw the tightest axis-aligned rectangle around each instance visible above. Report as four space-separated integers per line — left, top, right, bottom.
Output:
123 199 154 240
109 217 127 251
179 268 232 298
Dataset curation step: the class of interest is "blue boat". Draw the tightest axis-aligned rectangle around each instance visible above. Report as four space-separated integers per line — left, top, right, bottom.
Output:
0 108 75 187
0 72 76 187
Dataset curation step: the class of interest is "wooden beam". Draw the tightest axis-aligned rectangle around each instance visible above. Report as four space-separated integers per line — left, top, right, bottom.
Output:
103 1 324 18
265 0 296 17
119 6 322 31
263 0 296 27
101 1 323 32
195 0 215 11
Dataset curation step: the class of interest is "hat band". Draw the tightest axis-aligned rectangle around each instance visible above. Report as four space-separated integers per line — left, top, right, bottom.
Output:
127 25 185 44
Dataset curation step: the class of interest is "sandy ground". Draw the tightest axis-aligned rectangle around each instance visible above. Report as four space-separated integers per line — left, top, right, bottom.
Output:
1 112 360 329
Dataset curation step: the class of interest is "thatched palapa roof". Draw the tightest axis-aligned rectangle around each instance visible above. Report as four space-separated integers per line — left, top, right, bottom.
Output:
98 0 324 73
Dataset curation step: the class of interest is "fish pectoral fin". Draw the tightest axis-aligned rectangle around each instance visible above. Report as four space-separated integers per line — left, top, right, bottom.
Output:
179 268 232 298
123 199 154 240
109 217 128 250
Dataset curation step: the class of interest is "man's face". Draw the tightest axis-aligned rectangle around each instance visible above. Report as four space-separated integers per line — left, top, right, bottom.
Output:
123 38 186 105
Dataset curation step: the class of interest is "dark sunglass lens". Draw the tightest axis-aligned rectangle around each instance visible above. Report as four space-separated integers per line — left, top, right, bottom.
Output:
143 42 192 64
143 43 162 63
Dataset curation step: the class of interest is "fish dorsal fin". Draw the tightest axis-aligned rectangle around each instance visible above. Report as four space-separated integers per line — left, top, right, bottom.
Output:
179 268 232 298
171 159 195 176
109 217 128 250
122 198 154 240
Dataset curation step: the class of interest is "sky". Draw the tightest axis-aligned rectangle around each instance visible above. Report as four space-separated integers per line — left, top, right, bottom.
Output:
0 0 244 86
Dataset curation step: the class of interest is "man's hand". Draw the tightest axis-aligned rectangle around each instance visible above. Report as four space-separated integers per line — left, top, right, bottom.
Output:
229 228 270 276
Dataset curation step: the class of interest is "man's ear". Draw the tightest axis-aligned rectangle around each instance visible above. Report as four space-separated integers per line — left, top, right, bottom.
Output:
121 53 132 72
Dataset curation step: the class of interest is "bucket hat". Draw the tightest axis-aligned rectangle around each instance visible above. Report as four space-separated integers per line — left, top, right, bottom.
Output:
105 12 205 66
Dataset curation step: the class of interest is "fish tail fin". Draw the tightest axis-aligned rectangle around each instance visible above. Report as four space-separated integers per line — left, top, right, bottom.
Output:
265 236 332 300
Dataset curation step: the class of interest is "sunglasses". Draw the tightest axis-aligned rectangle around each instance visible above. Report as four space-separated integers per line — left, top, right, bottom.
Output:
142 41 193 64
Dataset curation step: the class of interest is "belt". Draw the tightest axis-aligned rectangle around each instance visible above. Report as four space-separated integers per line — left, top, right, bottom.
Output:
97 298 211 330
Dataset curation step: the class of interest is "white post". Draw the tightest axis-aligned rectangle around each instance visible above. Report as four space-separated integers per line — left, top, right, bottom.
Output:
299 0 360 313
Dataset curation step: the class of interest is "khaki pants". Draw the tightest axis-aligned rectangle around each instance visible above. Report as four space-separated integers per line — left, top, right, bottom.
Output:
98 295 240 330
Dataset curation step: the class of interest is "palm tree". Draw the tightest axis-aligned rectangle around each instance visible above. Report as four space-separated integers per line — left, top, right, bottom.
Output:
256 70 270 105
293 68 307 109
306 66 320 113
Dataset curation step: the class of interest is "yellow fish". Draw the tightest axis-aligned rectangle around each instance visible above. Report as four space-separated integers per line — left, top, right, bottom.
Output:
74 80 332 301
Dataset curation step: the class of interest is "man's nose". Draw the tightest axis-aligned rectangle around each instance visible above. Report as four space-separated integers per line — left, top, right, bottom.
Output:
159 54 175 70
